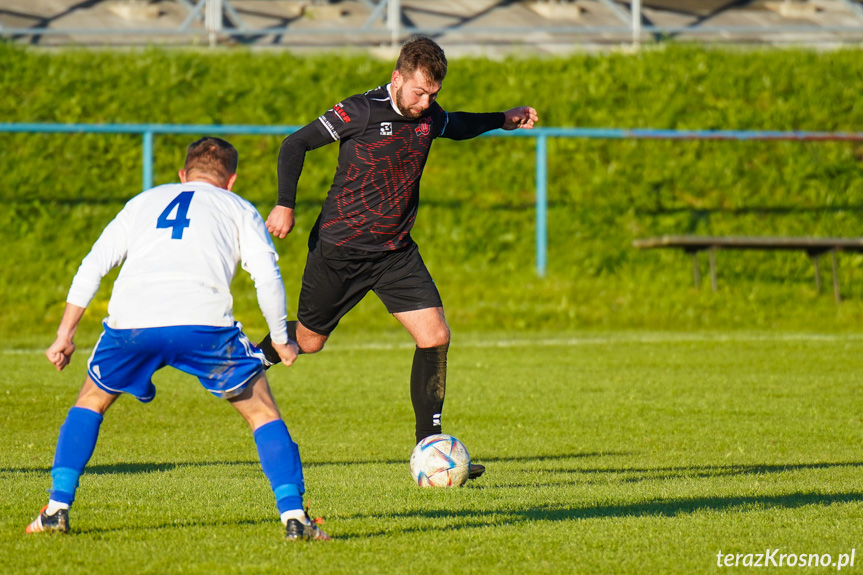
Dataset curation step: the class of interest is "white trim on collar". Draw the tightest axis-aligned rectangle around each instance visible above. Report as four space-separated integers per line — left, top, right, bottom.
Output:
385 83 404 116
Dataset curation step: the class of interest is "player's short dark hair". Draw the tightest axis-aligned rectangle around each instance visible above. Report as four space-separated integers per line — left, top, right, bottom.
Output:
396 36 447 85
184 137 238 183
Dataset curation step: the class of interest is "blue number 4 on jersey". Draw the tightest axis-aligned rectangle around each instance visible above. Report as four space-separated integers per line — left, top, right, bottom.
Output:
157 191 195 239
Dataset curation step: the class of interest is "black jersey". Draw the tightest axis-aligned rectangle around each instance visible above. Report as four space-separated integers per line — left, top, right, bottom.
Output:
277 84 505 252
313 85 445 251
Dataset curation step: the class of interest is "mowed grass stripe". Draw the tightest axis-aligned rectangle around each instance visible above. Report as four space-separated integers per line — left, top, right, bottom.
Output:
2 332 862 574
7 330 863 355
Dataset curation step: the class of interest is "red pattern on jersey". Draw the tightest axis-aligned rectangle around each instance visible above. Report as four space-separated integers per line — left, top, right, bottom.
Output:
322 123 432 248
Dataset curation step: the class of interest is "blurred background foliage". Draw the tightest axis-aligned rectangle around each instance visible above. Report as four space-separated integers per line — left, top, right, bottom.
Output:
2 44 863 341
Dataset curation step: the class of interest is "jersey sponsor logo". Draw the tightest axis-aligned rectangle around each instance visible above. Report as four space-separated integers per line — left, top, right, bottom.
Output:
333 102 351 123
380 122 392 136
415 117 432 136
318 115 340 141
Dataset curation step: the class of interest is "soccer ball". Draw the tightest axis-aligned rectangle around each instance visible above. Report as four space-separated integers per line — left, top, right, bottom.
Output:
409 434 471 488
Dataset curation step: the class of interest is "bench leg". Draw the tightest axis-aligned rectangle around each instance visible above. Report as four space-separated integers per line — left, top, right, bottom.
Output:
832 250 841 303
691 252 701 289
709 247 717 292
811 254 822 294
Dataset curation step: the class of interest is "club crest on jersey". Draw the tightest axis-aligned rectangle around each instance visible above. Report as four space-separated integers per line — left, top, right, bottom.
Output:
333 103 351 124
415 117 432 136
380 122 392 136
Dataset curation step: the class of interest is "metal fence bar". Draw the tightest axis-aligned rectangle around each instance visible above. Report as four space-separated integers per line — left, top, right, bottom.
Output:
491 127 863 141
0 123 300 135
143 130 154 191
535 134 548 278
5 123 863 278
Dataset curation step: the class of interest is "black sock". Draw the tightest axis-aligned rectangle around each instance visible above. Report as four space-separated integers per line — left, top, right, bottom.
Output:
411 344 448 444
258 321 302 368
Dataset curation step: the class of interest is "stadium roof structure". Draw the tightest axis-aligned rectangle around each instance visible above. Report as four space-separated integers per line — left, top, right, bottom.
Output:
0 0 862 51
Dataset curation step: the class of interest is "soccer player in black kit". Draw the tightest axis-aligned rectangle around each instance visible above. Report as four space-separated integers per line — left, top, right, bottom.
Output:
260 36 538 480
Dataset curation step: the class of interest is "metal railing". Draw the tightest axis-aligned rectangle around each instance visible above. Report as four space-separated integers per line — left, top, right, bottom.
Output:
3 122 863 277
2 0 862 47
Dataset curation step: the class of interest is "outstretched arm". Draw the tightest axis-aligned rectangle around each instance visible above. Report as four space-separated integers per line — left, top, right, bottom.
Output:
440 107 539 140
502 106 538 131
440 112 504 141
46 303 86 371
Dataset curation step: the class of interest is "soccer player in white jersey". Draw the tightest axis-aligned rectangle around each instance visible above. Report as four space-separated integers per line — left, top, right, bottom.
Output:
26 137 329 542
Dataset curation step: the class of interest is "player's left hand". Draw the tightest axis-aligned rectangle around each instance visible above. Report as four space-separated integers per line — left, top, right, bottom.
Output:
502 106 538 130
46 337 76 371
271 340 300 367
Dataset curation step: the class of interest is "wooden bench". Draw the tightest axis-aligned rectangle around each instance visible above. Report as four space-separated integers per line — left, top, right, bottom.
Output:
632 235 863 301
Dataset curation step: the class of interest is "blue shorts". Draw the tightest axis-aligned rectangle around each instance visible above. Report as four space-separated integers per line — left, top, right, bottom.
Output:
87 322 267 402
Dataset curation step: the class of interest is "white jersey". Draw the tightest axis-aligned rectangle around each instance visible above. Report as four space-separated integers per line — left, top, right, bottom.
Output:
67 181 289 344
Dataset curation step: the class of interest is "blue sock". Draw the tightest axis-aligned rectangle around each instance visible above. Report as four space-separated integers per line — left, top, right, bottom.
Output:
253 420 305 514
50 407 104 505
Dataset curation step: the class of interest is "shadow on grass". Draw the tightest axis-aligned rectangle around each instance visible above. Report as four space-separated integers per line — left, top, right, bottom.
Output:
555 461 863 483
72 517 272 536
3 461 260 475
334 491 863 540
7 457 863 479
42 490 863 538
11 456 863 538
23 489 863 538
468 461 863 491
1 451 622 474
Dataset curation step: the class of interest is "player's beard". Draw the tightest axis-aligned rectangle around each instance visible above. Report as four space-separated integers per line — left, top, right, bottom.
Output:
395 84 424 119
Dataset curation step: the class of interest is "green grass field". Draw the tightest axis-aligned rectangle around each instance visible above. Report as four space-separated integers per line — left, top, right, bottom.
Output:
3 331 862 574
4 42 863 573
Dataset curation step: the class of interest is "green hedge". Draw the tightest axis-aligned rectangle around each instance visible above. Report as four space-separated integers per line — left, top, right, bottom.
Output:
3 44 863 338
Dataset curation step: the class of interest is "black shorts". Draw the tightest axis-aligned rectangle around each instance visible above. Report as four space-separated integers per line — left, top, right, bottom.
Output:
297 239 443 336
